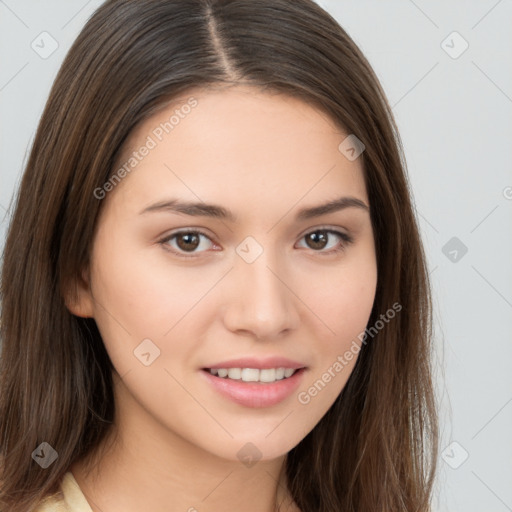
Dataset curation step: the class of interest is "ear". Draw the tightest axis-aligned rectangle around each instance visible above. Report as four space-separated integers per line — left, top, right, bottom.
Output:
63 268 95 318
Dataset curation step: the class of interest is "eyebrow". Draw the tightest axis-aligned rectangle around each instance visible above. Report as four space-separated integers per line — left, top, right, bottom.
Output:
139 196 369 222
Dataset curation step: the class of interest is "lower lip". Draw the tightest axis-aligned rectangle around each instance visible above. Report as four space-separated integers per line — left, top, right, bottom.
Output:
200 368 306 408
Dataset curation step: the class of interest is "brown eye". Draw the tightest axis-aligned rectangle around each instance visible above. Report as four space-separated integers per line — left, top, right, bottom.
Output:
160 230 215 258
305 230 329 250
175 232 201 252
297 228 353 254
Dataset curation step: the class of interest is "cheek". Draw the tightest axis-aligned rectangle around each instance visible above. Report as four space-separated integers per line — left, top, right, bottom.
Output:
91 236 208 331
294 262 376 418
88 235 223 376
309 255 377 348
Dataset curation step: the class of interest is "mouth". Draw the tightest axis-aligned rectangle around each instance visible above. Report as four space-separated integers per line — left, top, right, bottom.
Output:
200 366 307 408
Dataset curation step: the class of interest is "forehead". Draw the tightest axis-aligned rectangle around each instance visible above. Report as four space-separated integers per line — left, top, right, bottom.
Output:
109 85 368 219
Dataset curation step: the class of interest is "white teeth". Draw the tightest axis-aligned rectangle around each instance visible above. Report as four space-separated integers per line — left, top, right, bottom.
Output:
207 367 299 383
227 368 241 379
259 369 276 382
241 368 260 382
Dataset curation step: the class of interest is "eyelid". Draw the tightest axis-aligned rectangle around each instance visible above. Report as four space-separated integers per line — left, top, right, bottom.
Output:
297 224 352 240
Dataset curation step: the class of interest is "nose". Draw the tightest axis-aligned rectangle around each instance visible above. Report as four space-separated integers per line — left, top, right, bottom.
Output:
222 249 300 340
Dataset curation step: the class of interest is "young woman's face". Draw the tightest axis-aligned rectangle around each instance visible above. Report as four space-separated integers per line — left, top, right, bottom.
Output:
72 85 377 462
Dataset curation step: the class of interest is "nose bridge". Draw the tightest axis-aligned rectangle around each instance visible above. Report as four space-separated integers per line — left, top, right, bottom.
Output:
224 237 299 338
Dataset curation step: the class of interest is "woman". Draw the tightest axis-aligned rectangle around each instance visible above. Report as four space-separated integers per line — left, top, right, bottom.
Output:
0 0 438 510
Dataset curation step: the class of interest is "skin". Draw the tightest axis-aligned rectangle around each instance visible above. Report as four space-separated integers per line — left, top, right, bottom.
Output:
66 84 377 512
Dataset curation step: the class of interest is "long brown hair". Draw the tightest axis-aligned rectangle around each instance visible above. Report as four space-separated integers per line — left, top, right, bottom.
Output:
0 0 438 510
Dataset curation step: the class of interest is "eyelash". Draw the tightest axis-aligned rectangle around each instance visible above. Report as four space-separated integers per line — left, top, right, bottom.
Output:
158 227 354 259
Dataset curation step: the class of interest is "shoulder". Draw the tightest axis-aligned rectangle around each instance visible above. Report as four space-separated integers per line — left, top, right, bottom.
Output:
33 472 93 512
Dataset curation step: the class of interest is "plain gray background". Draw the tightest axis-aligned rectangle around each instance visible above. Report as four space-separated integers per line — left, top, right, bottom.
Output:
1 1 511 510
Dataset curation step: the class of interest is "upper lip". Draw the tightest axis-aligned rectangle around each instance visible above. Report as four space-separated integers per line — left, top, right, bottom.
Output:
203 357 306 370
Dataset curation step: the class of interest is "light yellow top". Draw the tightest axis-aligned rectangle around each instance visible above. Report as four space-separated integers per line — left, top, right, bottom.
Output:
34 472 93 512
